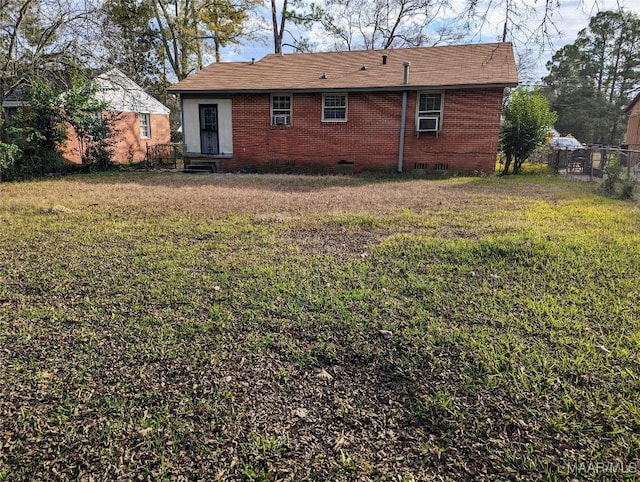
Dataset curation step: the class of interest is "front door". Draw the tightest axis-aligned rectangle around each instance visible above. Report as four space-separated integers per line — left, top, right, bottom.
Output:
199 105 219 155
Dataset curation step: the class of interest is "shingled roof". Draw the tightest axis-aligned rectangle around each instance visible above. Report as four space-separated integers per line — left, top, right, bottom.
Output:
169 42 518 94
625 92 640 114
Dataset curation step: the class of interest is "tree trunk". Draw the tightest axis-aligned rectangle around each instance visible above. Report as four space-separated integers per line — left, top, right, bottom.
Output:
513 158 522 174
214 37 220 63
502 153 513 175
271 0 282 54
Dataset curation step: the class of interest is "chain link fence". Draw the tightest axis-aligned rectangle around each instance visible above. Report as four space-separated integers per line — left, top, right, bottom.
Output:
543 146 640 181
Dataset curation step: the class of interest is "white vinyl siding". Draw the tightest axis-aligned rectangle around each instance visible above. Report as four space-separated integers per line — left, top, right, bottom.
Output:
182 98 233 155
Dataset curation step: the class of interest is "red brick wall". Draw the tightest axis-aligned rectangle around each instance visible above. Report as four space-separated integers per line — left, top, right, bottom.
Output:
60 111 170 164
403 89 504 173
192 88 505 174
229 92 402 173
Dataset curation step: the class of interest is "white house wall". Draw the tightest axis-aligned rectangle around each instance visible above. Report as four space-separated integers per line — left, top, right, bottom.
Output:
182 98 233 155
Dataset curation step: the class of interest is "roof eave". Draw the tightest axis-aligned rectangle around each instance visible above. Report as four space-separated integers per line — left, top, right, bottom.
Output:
168 82 517 95
625 92 640 114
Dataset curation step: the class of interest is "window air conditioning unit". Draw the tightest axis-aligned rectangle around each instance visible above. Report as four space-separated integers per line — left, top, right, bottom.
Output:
272 114 290 125
417 116 439 132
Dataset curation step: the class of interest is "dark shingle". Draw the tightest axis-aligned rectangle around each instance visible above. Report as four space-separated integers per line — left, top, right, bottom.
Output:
168 43 518 94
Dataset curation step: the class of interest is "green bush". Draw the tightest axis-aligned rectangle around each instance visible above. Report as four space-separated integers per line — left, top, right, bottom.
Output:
0 76 117 181
0 140 20 181
603 158 635 200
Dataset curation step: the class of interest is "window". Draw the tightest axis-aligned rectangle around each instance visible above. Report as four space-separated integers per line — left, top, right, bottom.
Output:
139 113 151 138
271 94 292 126
417 92 443 132
322 93 347 121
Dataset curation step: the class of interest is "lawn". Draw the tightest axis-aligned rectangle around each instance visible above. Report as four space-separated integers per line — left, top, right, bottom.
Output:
0 172 639 481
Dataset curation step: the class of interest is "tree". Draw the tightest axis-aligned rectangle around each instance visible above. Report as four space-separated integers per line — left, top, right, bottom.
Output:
500 87 557 175
0 0 106 167
100 0 162 90
321 0 463 51
0 0 101 112
269 0 326 53
2 79 68 179
150 0 259 80
0 135 20 182
0 74 116 180
542 11 640 145
62 75 115 169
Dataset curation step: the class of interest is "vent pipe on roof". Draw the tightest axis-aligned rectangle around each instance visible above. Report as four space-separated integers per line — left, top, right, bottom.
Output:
382 54 388 65
320 72 327 79
403 61 411 84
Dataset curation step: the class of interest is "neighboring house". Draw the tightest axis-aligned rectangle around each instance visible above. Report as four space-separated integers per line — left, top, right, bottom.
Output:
624 93 640 151
168 42 518 174
1 89 27 121
60 69 171 164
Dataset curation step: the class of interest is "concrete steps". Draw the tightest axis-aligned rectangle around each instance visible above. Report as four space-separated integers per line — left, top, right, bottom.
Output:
183 160 220 174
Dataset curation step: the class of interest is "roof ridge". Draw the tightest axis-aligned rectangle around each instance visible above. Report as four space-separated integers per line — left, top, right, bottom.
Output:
260 42 512 60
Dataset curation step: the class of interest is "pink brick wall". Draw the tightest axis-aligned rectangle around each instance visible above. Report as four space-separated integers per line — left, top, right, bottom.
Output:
61 111 170 164
188 88 505 174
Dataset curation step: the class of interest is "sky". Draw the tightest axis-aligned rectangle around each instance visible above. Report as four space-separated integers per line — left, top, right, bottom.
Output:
220 0 640 85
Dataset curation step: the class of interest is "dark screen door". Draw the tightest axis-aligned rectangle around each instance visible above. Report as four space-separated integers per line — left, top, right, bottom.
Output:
199 105 219 155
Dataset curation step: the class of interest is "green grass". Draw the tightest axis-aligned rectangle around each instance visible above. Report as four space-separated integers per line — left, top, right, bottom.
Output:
0 172 639 480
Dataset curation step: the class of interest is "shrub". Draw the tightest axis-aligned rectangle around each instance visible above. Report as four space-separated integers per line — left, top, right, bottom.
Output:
0 140 20 181
603 158 635 200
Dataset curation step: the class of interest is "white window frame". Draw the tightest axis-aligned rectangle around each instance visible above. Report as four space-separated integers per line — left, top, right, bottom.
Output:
139 112 151 138
322 93 348 122
271 94 292 126
416 91 443 132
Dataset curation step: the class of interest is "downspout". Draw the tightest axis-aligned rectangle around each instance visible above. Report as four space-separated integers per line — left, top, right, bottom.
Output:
398 61 410 173
180 95 187 166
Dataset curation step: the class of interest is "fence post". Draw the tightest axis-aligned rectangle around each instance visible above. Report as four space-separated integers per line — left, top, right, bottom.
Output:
172 144 177 169
626 150 631 177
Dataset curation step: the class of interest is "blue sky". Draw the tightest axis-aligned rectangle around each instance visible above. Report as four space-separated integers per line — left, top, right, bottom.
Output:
220 0 640 85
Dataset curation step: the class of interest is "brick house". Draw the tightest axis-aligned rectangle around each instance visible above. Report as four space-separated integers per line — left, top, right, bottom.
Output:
60 69 171 164
2 70 171 164
168 43 518 174
624 93 640 151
